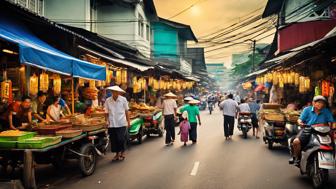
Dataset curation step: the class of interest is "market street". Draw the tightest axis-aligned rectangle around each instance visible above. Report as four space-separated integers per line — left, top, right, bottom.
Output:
36 108 336 189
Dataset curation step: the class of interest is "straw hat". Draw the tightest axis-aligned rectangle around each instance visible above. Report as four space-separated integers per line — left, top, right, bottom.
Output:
164 92 177 98
189 99 200 104
184 96 194 101
106 85 126 93
182 111 188 119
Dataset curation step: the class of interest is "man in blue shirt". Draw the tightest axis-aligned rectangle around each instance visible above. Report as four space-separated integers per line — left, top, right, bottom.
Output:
291 95 334 164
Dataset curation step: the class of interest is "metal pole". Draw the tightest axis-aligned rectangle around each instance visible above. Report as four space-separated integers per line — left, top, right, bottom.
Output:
252 40 256 72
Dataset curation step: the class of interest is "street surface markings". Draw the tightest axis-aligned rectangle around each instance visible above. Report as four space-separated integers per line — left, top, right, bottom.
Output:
190 161 200 176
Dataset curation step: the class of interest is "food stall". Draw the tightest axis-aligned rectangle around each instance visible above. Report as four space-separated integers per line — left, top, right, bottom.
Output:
0 16 108 188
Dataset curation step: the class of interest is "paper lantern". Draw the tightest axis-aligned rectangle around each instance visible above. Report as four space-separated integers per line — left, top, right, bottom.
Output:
29 74 39 96
78 78 85 87
1 80 12 101
39 72 49 92
53 74 61 95
304 77 310 91
121 69 127 84
116 70 122 85
299 76 305 93
89 80 96 88
294 73 300 86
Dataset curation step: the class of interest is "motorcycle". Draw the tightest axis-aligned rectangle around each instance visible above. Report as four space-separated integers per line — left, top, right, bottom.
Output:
289 124 336 189
237 112 252 139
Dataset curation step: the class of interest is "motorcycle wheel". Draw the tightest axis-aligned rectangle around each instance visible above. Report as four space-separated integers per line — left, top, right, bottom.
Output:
309 156 329 189
243 130 247 139
268 141 273 150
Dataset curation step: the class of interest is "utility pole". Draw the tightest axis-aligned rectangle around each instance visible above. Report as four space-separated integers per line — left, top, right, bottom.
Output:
252 40 256 72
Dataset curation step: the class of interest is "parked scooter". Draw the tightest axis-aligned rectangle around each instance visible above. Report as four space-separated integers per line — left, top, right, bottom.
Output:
263 120 287 149
238 112 252 139
289 124 336 189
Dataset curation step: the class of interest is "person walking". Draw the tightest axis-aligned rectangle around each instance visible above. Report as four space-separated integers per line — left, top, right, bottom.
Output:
104 86 130 161
180 99 201 144
248 98 261 139
219 94 238 140
178 111 190 146
162 92 178 145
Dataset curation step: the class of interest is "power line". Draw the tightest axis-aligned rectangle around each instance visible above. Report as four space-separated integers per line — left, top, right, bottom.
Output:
168 0 209 19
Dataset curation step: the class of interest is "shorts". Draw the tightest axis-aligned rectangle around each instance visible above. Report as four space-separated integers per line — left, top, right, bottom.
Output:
297 127 312 148
251 113 259 128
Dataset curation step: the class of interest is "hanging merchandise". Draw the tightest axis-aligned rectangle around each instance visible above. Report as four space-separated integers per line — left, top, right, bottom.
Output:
96 81 102 87
153 79 159 91
121 69 128 84
272 72 279 85
299 76 305 93
53 74 62 95
279 75 284 88
78 78 85 87
106 70 113 85
315 85 322 96
288 72 295 84
89 80 96 88
283 73 288 84
116 70 122 85
29 74 38 96
148 77 154 87
1 71 13 102
322 80 330 97
39 72 49 93
294 73 300 86
304 77 310 91
328 84 334 105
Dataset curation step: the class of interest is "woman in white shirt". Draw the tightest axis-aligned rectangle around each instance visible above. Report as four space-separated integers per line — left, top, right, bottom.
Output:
47 96 63 122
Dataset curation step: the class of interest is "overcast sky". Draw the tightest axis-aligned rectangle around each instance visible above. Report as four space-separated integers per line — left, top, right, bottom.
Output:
154 0 273 66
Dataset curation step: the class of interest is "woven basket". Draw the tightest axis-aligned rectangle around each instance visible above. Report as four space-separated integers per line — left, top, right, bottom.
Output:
73 123 106 132
262 103 282 110
263 113 285 122
286 114 299 123
56 129 83 138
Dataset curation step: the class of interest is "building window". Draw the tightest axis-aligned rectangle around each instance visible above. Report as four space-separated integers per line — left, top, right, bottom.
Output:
146 24 150 41
18 0 27 7
28 0 36 12
37 0 43 15
138 14 144 38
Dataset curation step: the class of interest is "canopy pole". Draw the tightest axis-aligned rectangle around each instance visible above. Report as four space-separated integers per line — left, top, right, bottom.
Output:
71 78 75 114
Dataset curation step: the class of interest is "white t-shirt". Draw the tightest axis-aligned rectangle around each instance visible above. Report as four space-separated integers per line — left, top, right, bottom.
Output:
162 99 177 115
49 104 61 121
220 99 238 117
104 96 129 128
238 103 251 113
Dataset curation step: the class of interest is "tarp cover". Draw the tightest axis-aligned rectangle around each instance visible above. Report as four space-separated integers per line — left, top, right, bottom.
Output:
0 17 106 80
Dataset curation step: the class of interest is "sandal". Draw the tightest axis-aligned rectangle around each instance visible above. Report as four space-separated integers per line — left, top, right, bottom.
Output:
119 156 125 161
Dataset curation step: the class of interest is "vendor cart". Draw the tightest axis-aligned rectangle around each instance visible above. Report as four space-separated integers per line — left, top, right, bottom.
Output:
0 128 108 189
141 110 163 137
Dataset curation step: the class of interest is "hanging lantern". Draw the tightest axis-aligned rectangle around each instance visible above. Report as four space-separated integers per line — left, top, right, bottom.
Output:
106 70 113 85
304 77 311 91
279 75 284 88
89 80 96 88
29 74 39 96
116 70 122 85
153 79 159 91
294 73 300 86
299 76 306 93
78 78 85 87
39 72 49 93
288 72 294 84
121 69 128 84
96 80 102 87
53 74 62 95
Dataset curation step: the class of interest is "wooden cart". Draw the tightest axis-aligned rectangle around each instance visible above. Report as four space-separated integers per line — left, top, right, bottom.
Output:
0 128 108 189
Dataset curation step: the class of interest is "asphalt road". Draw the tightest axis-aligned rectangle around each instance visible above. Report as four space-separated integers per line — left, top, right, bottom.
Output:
36 108 336 189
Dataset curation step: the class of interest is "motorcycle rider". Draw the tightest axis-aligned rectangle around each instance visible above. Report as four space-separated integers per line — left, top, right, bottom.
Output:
290 95 334 165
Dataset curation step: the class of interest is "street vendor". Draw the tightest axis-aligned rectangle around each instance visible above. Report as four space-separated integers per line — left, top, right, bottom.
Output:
8 96 33 130
47 96 64 122
31 91 47 122
104 85 130 161
162 92 178 145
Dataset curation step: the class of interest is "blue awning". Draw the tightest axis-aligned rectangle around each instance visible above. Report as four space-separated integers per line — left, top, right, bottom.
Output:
0 17 106 80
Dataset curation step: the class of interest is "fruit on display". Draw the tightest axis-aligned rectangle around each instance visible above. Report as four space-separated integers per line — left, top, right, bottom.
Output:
0 130 26 137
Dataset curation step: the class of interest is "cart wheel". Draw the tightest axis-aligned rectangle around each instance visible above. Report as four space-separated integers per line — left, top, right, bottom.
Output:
79 143 97 176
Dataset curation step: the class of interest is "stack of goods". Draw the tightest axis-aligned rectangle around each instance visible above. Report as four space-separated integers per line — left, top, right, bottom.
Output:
72 114 106 131
83 87 98 100
282 109 301 123
259 103 285 122
34 124 72 135
0 130 62 149
56 129 83 138
130 102 158 115
90 107 106 118
128 111 139 119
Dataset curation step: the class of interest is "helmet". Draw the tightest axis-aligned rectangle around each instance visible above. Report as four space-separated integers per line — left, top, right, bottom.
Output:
313 95 327 103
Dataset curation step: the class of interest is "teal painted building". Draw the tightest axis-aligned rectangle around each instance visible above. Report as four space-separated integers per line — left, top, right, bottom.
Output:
152 18 197 70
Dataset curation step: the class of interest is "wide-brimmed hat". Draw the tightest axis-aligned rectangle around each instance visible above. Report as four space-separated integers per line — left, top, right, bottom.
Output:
313 95 327 103
182 111 188 119
106 85 126 93
189 99 200 104
164 92 177 98
184 96 194 101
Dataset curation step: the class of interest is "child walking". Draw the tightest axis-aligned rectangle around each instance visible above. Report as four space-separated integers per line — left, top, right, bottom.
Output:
178 111 190 146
